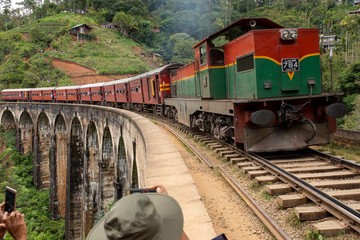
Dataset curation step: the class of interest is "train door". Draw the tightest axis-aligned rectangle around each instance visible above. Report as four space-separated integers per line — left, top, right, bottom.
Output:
140 79 145 103
155 75 161 104
125 83 130 102
195 58 201 97
147 78 151 101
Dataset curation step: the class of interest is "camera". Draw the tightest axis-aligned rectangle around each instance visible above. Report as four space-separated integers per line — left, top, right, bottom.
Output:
126 188 156 195
5 186 17 213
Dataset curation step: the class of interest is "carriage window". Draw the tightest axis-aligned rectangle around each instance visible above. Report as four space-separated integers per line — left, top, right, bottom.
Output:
210 49 224 66
237 54 254 72
199 44 207 65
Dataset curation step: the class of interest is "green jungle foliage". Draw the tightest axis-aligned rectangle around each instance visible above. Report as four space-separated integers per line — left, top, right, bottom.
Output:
0 128 65 240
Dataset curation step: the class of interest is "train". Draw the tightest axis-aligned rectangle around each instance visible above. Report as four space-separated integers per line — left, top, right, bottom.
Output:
1 18 347 152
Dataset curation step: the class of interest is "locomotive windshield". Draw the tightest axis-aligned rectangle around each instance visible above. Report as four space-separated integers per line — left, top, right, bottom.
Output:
209 49 224 66
209 23 274 47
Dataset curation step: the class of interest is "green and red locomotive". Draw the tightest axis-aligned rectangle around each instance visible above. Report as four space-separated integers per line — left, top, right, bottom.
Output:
1 18 346 152
164 18 346 152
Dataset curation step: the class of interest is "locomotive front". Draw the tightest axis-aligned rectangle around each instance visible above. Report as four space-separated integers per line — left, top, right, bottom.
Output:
181 18 347 152
223 19 346 152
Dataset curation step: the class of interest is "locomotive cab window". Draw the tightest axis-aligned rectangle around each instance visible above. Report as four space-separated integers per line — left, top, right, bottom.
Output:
199 44 207 65
236 54 254 72
210 49 224 66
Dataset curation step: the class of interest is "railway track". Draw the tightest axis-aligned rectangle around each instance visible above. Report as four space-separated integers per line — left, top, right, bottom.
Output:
148 115 360 239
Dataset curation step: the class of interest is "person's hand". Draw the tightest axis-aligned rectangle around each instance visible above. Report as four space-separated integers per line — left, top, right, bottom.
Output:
3 211 27 240
150 184 168 195
0 203 6 238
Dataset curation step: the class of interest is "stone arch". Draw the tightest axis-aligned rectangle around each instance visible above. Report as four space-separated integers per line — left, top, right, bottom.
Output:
115 133 128 200
35 112 51 189
19 111 33 154
53 114 67 219
68 117 84 240
1 110 16 130
84 121 100 236
131 140 139 188
101 127 114 210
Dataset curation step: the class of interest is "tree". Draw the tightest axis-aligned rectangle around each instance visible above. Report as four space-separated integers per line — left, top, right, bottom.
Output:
112 11 138 36
17 0 37 24
169 33 197 63
342 95 360 131
0 55 29 86
340 62 360 96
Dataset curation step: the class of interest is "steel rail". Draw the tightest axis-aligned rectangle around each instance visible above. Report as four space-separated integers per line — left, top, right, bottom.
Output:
308 148 360 172
158 121 213 168
218 166 291 240
249 153 360 233
157 120 292 240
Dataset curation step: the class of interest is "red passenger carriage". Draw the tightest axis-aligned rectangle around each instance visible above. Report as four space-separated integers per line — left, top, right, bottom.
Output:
1 89 31 101
104 78 130 106
55 86 79 102
79 83 104 104
31 87 56 102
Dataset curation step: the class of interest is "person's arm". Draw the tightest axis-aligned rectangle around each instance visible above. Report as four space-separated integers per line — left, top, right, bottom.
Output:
180 231 190 240
151 184 168 195
0 203 7 239
3 211 27 240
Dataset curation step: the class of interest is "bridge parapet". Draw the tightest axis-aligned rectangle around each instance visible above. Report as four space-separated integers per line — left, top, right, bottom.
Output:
0 103 150 239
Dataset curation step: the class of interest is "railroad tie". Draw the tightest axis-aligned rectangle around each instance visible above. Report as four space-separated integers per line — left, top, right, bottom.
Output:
294 206 329 221
215 147 229 153
242 166 262 174
247 170 268 179
224 154 241 161
311 220 351 236
236 161 253 168
266 184 292 195
231 157 247 165
210 144 223 150
277 194 307 208
255 176 278 185
219 150 234 157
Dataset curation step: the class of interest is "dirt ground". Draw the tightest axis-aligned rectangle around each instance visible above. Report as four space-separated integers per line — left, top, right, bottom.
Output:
52 59 133 85
162 128 271 240
52 46 160 86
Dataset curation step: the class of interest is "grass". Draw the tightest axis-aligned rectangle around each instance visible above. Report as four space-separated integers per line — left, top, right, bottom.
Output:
7 12 154 75
261 190 274 201
306 230 324 240
317 140 360 163
45 27 152 75
287 209 302 227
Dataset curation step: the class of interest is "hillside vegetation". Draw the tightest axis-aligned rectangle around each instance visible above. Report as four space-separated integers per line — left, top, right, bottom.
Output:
0 12 156 90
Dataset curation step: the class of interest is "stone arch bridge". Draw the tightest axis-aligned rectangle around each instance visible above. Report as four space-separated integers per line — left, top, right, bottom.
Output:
0 102 159 240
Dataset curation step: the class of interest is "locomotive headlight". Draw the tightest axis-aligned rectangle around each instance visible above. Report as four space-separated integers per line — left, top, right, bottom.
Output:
281 29 298 40
289 29 298 39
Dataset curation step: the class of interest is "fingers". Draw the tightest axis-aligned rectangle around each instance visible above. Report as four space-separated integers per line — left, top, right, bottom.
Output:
0 223 6 230
3 212 9 224
150 184 168 195
0 202 4 211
